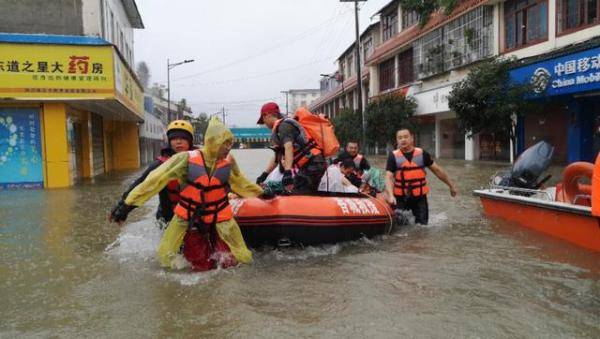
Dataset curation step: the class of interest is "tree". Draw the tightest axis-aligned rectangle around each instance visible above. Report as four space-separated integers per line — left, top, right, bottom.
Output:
448 58 538 160
399 0 458 27
364 94 417 149
189 113 209 144
331 108 361 147
136 61 151 89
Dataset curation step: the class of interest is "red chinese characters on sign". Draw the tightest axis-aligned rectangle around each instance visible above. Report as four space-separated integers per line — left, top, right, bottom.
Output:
68 55 90 74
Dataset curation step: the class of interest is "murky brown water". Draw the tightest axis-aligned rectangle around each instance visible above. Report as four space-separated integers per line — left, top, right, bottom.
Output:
1 149 599 338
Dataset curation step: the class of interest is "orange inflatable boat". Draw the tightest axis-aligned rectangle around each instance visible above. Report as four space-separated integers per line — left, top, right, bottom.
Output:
231 193 395 247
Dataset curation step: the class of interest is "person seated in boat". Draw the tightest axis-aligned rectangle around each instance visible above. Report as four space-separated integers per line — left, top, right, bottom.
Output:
359 167 386 197
333 141 371 186
319 159 359 193
111 120 196 224
256 102 327 194
109 117 266 271
385 128 458 225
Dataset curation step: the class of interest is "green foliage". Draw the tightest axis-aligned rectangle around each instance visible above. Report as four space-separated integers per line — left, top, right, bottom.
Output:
189 113 209 143
364 94 417 147
400 0 459 27
448 58 538 141
331 108 361 146
136 61 150 89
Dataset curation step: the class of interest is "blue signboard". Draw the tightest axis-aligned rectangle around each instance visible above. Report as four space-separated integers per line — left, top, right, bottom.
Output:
510 46 600 97
0 108 43 189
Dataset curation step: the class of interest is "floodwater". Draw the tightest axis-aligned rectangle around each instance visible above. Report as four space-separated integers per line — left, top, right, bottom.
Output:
1 149 599 338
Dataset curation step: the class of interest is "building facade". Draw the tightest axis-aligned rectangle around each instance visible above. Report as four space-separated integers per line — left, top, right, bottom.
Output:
311 0 600 163
286 89 321 114
0 0 144 189
311 22 380 118
139 95 167 165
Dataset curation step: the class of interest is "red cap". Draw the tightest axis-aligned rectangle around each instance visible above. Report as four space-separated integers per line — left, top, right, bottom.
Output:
257 102 281 124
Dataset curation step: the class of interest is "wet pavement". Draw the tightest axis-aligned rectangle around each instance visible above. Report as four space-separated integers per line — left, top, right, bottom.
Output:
1 149 599 338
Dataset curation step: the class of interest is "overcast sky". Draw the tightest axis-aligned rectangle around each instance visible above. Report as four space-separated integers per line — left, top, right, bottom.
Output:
134 0 390 127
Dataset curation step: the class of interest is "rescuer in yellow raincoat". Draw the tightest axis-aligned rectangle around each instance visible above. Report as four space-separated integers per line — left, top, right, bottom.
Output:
110 117 264 270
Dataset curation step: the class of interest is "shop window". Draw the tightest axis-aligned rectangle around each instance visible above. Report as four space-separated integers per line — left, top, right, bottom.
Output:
402 9 420 30
397 49 414 85
382 11 398 41
379 58 395 91
504 0 548 51
557 0 600 34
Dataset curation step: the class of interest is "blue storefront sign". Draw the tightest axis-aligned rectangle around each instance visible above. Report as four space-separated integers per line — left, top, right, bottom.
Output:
510 46 600 97
0 108 43 189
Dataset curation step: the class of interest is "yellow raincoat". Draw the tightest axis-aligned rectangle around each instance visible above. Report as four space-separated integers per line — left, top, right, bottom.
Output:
124 117 263 268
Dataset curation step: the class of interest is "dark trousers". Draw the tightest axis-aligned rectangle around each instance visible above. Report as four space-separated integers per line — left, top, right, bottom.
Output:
293 154 327 194
395 195 429 225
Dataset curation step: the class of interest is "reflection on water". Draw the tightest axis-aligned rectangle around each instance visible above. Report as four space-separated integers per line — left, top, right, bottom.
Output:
0 149 599 337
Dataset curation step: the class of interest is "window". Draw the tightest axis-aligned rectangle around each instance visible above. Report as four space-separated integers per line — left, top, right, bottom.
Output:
379 58 395 91
363 37 374 64
402 9 420 30
557 0 600 34
504 0 548 50
120 30 124 52
397 49 414 85
339 61 345 81
110 11 115 43
382 11 398 41
347 54 354 77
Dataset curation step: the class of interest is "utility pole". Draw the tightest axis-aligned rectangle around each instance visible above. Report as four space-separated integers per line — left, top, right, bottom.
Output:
341 0 366 144
280 90 289 115
222 107 226 124
167 58 195 121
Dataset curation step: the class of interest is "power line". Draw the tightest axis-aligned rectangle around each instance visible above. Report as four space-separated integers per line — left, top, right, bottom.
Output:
190 97 279 105
170 8 354 82
175 58 329 88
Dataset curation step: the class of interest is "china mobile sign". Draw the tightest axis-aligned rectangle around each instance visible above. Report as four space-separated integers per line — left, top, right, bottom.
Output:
510 46 600 97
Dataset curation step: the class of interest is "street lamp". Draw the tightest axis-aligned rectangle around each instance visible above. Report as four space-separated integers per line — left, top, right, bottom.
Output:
167 58 195 121
340 0 367 145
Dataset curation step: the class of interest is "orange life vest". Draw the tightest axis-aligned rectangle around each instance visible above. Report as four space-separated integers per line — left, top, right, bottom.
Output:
393 148 430 197
157 155 181 205
173 150 233 226
272 118 322 169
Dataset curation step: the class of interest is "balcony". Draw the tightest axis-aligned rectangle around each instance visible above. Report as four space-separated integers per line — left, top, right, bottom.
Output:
413 5 494 79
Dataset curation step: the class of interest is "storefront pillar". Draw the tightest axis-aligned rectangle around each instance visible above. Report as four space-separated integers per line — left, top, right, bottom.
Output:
434 116 441 158
42 103 70 188
80 112 93 178
465 135 475 161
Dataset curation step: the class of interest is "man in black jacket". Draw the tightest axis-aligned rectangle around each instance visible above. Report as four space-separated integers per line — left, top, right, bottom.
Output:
112 120 195 223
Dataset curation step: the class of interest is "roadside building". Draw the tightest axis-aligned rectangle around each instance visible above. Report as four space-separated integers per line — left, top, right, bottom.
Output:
0 0 144 188
313 0 599 163
286 89 321 114
139 95 166 165
505 0 600 163
311 22 381 118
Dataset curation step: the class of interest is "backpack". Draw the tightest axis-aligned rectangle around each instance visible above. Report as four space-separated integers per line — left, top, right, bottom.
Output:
293 107 340 157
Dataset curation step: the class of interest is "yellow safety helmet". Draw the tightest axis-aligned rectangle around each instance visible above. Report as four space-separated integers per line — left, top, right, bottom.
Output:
167 120 194 142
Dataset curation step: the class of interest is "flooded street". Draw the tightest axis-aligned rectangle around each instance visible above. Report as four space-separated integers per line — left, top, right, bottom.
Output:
1 149 599 338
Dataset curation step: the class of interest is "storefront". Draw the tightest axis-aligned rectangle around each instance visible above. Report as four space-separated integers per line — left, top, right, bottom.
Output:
510 43 600 164
0 34 143 188
413 84 470 160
